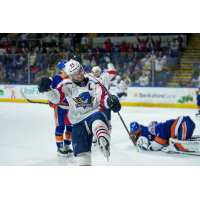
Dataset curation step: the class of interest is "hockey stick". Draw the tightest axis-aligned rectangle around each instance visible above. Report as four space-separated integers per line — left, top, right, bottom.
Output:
20 90 49 104
20 90 69 107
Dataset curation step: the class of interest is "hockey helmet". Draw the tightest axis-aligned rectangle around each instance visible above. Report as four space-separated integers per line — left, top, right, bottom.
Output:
92 66 102 74
57 60 67 72
65 59 84 80
130 121 140 134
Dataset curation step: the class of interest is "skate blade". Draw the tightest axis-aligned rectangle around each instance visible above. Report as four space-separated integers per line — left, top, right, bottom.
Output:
99 137 109 162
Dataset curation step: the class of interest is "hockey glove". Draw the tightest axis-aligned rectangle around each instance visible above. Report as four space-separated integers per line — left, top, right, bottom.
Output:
124 93 127 97
107 95 121 113
48 101 57 108
38 77 52 93
104 54 111 63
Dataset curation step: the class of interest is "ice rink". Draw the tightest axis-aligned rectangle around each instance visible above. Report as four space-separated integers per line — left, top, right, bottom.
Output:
0 102 200 166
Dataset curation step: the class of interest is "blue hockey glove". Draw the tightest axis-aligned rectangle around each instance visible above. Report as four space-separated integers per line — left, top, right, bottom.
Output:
107 95 121 113
38 77 52 93
104 54 112 63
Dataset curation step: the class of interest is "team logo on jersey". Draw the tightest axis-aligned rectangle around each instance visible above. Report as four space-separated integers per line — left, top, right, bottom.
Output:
73 92 95 109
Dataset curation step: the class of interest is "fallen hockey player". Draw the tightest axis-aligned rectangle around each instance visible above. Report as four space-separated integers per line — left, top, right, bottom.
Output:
129 116 200 155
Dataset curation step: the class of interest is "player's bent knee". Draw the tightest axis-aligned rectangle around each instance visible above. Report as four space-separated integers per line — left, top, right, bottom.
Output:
76 152 91 166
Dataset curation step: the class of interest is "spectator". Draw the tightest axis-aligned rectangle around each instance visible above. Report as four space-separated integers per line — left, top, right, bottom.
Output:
0 70 8 83
1 41 11 54
123 73 132 86
130 65 141 82
12 63 20 73
113 42 120 58
11 55 18 64
115 63 122 75
177 35 183 51
0 62 5 72
136 71 149 86
104 38 113 52
36 51 44 71
127 43 134 59
153 55 167 86
52 34 59 46
21 42 27 53
121 61 128 75
49 47 59 54
28 52 36 66
15 48 23 54
95 47 100 61
141 53 152 71
179 78 188 87
127 61 134 74
17 54 25 66
66 46 72 54
38 39 46 53
8 73 17 84
136 34 149 52
16 74 24 84
132 51 140 64
119 40 127 58
151 36 161 51
90 56 97 68
170 38 179 52
10 34 17 46
4 53 12 64
45 34 52 47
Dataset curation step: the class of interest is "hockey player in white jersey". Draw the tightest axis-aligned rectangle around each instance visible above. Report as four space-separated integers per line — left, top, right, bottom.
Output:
91 54 117 145
37 59 121 165
113 75 127 100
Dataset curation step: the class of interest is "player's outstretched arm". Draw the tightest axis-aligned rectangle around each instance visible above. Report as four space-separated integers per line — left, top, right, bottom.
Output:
38 77 63 104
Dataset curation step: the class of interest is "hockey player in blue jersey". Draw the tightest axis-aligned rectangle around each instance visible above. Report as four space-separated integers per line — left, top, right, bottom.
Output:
38 59 121 165
48 61 73 156
132 116 196 152
196 76 200 116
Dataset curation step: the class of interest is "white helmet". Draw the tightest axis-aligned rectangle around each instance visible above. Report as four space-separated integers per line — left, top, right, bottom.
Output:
116 75 121 80
92 66 102 74
64 59 84 80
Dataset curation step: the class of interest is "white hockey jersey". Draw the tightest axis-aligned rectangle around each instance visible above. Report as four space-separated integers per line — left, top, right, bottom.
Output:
45 75 109 125
99 63 117 90
112 80 127 93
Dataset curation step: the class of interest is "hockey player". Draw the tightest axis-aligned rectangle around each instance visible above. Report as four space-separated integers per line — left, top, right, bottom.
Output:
133 116 196 152
129 121 156 147
91 54 116 139
49 61 73 156
112 75 127 100
196 76 200 116
38 59 121 166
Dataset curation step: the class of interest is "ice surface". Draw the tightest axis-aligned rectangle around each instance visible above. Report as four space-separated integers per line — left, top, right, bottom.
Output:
0 102 200 166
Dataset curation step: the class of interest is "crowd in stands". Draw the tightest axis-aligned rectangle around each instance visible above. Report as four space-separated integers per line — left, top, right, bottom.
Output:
0 33 194 87
0 36 65 84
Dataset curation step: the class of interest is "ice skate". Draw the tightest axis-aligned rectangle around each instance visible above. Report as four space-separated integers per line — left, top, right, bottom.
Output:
57 147 69 157
64 144 73 156
99 137 110 161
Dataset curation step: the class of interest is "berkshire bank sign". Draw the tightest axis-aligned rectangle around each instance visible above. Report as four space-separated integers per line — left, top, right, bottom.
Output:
134 92 176 98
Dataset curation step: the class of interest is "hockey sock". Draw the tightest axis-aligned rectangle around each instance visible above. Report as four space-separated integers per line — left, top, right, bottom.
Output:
64 125 72 146
55 126 65 148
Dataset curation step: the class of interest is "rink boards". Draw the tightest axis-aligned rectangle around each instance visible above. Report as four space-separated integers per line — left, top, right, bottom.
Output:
0 84 198 108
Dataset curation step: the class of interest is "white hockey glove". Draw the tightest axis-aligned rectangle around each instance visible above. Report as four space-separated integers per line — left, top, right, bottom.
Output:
137 136 151 151
104 54 111 63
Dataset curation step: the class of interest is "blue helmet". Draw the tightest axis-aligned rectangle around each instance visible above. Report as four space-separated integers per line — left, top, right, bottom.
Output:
130 121 139 133
57 60 67 71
